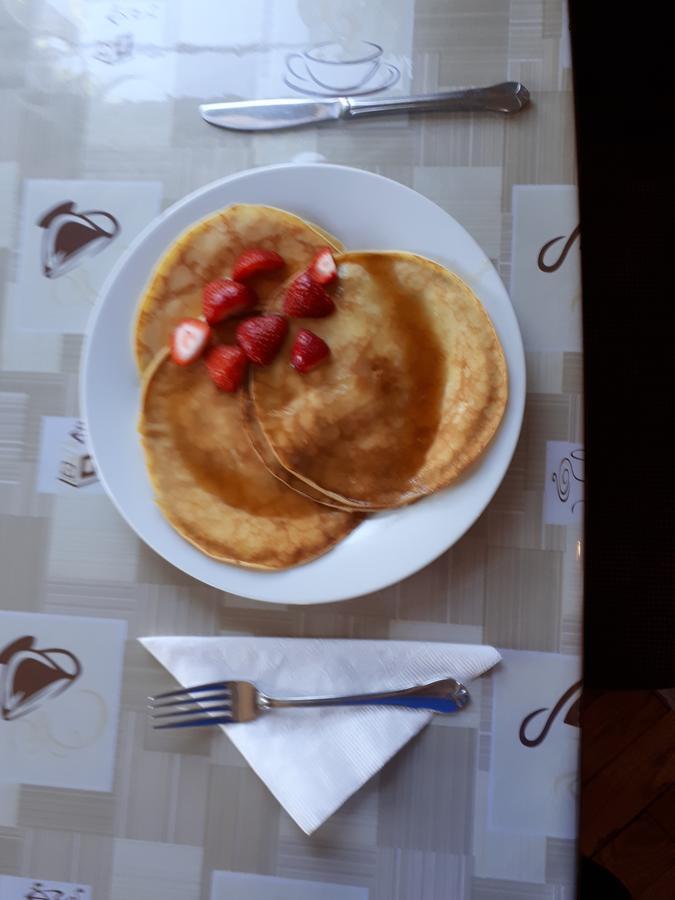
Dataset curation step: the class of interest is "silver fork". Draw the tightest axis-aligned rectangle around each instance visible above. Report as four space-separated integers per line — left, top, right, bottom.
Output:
148 677 470 729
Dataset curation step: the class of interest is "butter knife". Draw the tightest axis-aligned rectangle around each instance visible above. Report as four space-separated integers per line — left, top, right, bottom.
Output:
200 81 529 132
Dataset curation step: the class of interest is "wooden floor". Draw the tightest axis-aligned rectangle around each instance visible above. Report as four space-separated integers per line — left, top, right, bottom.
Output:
580 690 675 898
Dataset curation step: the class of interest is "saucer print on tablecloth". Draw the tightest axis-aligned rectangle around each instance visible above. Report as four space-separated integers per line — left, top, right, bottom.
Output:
284 40 400 96
284 63 400 96
13 179 162 334
0 611 126 791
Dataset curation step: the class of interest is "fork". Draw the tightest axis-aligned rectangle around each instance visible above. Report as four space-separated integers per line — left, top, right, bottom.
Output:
148 676 470 729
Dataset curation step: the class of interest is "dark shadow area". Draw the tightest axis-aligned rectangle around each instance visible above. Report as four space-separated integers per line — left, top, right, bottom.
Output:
568 3 673 690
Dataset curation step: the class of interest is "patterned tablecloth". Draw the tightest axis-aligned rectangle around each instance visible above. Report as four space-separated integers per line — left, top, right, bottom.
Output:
0 2 583 898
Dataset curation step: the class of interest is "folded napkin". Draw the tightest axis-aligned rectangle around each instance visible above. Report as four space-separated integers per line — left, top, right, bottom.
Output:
140 636 501 834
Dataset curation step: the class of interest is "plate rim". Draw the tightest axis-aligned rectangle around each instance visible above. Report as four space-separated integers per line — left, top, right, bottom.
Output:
81 162 526 604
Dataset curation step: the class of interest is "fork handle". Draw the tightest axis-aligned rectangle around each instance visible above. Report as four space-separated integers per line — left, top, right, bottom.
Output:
260 677 469 715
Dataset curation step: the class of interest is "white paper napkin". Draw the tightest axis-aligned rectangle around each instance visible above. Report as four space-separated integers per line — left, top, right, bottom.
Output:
140 636 501 834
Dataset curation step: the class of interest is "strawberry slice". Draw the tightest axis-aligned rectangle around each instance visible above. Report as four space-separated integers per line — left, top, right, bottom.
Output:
290 329 330 373
232 248 285 281
170 318 211 366
236 315 288 365
307 247 337 285
283 272 335 318
204 345 248 392
203 278 256 325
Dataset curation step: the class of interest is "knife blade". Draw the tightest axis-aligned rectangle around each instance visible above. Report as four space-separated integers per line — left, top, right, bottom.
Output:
199 82 529 133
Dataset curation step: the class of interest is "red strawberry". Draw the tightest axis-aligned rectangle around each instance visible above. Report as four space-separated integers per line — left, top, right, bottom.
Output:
283 272 335 318
204 345 248 392
170 318 211 366
202 278 256 325
307 247 337 285
232 248 285 281
290 329 330 373
236 315 288 365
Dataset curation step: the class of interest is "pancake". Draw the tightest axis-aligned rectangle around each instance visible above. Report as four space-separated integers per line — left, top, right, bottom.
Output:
139 347 361 570
249 251 508 509
240 385 358 512
134 204 343 374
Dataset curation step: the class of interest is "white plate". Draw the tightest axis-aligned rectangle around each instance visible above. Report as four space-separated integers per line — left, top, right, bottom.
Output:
82 164 525 604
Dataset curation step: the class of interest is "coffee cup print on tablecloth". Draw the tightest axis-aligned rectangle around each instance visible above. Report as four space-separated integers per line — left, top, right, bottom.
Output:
544 441 584 525
285 40 400 96
13 179 162 334
0 876 90 900
58 419 97 488
511 186 582 352
0 636 81 721
490 650 580 839
537 224 580 273
37 417 102 494
0 611 126 792
518 679 582 748
37 200 120 279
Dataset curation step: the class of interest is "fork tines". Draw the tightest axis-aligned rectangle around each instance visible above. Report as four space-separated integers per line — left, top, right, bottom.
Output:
148 680 233 730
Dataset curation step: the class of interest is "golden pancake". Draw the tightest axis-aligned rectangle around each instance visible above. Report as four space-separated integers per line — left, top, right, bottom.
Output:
139 348 361 570
240 386 357 512
250 251 508 509
133 204 342 374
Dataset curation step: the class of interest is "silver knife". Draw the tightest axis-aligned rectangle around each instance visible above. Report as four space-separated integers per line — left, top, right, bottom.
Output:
200 81 529 132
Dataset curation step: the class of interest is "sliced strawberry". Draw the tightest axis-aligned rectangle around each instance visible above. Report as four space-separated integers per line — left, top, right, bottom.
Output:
290 329 330 373
236 315 288 365
283 271 335 318
204 344 248 392
232 248 285 281
307 247 337 285
170 318 211 366
202 278 256 325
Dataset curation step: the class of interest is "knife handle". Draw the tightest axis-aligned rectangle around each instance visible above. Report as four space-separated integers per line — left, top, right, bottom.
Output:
346 81 529 117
